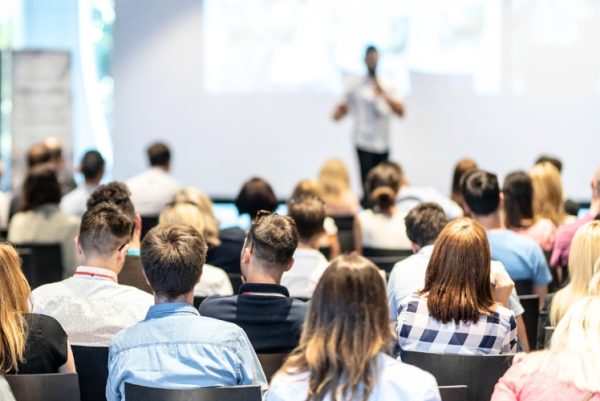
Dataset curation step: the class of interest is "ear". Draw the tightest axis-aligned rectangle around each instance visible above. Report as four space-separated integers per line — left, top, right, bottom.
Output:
241 246 252 266
75 236 84 257
284 257 295 272
117 243 129 263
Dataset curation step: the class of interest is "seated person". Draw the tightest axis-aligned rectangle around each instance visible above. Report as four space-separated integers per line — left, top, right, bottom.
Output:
317 158 360 217
200 213 309 353
397 218 517 355
269 254 441 401
355 162 411 252
107 224 266 401
235 177 279 222
462 169 552 308
60 150 105 217
0 243 75 374
282 196 330 298
31 203 154 346
450 158 478 214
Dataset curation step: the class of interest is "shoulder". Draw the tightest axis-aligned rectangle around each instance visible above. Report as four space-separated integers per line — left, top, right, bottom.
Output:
268 370 310 401
31 281 67 304
25 313 67 337
377 354 439 397
199 295 239 314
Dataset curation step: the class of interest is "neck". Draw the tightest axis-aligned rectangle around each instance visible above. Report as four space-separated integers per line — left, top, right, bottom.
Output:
590 197 600 215
85 178 101 187
154 291 193 305
153 165 169 173
81 258 122 274
244 262 282 285
472 211 503 230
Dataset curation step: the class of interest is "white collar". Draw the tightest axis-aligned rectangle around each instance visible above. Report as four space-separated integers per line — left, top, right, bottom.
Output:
73 266 118 283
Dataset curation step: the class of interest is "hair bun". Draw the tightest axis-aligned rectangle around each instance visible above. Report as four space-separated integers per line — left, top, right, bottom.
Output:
371 187 396 211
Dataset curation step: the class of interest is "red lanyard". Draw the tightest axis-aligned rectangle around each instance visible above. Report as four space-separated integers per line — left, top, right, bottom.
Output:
74 271 117 283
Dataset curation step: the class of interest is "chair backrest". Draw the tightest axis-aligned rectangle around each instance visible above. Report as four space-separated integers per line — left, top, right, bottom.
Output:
438 385 469 401
3 373 80 401
514 279 534 295
518 294 540 351
401 350 514 401
331 215 355 253
140 215 160 240
544 326 555 349
124 383 261 401
15 243 63 289
362 247 413 273
193 296 206 308
257 353 288 383
118 255 152 293
71 346 109 401
228 273 244 295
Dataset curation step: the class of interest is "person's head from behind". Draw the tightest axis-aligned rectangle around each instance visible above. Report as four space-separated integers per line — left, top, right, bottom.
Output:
460 169 500 217
242 213 298 281
365 162 401 212
147 142 171 170
22 165 62 211
318 159 352 201
502 171 534 229
535 154 562 173
0 243 31 373
364 45 379 77
173 187 221 247
77 203 133 269
141 223 207 301
288 197 325 247
530 162 564 226
405 203 448 252
80 150 105 184
159 202 209 245
87 182 136 222
235 177 278 220
451 157 478 206
281 254 392 400
423 217 494 324
289 179 323 202
26 143 52 169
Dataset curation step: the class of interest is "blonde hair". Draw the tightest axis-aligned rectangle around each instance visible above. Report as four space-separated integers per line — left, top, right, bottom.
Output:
0 243 31 373
550 221 600 325
530 162 566 225
159 203 210 244
589 258 600 296
318 159 352 204
172 187 220 247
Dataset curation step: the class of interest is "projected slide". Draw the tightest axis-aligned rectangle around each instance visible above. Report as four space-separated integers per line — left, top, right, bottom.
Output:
203 0 502 95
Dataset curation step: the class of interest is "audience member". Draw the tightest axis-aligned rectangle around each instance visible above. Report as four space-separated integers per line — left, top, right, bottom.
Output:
107 224 266 401
503 171 556 251
235 177 279 221
45 136 77 194
200 213 309 353
461 169 552 308
31 203 154 346
530 162 569 226
534 154 581 216
268 254 441 401
492 296 600 401
550 167 600 268
0 243 75 374
355 162 411 252
450 157 478 212
317 158 360 216
126 141 182 215
8 166 80 276
282 196 329 298
60 150 106 217
397 218 517 355
159 201 233 296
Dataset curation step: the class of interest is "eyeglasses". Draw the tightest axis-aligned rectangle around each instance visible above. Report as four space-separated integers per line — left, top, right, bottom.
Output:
117 242 129 252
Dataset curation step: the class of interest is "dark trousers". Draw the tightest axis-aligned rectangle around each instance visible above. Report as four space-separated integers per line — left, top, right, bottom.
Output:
357 147 389 200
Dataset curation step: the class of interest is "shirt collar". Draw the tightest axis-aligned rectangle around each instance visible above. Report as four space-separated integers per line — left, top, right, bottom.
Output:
239 283 290 298
145 303 199 320
74 266 118 283
418 245 434 256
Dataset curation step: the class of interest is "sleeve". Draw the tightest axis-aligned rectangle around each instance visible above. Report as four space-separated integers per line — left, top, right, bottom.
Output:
234 330 268 399
38 315 69 370
387 270 400 321
105 345 124 401
502 314 518 354
508 290 524 317
531 246 553 285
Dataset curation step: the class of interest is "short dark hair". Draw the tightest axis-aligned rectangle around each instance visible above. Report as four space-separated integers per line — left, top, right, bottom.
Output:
365 45 378 55
502 171 534 229
81 150 105 181
405 203 448 247
79 203 133 257
141 223 207 299
288 197 325 242
26 143 52 168
147 142 171 167
461 169 500 215
235 177 278 219
22 166 62 210
87 182 136 221
245 214 298 269
535 155 562 173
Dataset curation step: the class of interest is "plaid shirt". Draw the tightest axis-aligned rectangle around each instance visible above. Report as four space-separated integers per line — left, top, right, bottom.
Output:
397 294 517 355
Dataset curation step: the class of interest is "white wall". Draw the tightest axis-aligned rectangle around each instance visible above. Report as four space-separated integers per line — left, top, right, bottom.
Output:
113 0 600 200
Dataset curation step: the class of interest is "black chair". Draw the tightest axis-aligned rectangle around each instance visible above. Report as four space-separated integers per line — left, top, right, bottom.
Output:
228 273 244 295
0 229 8 241
193 296 206 308
140 215 160 240
15 243 63 289
518 294 540 351
514 279 534 295
257 353 288 383
401 350 514 401
71 346 109 401
362 247 413 273
544 326 555 348
438 385 469 401
331 216 355 253
124 383 261 401
4 373 80 401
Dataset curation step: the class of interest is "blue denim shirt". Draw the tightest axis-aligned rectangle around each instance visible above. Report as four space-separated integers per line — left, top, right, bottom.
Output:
106 303 267 401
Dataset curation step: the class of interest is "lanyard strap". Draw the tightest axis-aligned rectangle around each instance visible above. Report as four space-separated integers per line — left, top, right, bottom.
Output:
74 271 117 283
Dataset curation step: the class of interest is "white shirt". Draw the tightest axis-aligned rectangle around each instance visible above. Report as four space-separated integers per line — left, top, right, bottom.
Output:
281 248 329 299
194 264 234 297
346 77 396 153
397 186 464 220
126 167 182 215
31 266 154 346
357 209 412 250
59 184 98 217
0 191 11 230
267 353 441 401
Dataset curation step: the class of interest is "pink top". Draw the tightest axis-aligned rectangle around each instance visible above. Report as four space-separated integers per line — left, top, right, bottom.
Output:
513 219 557 252
492 353 600 401
550 214 595 267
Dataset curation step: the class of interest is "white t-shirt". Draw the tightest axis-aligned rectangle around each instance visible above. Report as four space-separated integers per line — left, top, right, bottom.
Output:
60 184 98 217
357 209 412 250
281 248 329 299
345 77 396 153
126 167 182 215
194 264 234 297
